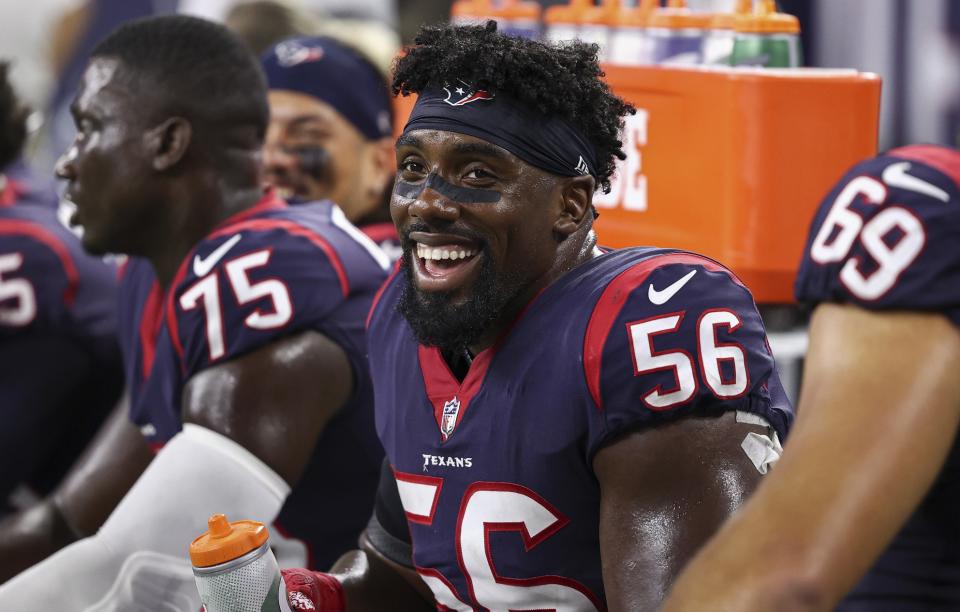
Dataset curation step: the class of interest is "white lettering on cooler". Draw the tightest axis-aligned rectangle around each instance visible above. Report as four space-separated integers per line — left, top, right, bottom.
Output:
594 109 648 212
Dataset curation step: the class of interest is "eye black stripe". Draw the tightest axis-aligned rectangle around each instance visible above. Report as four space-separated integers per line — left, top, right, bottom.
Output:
394 172 501 204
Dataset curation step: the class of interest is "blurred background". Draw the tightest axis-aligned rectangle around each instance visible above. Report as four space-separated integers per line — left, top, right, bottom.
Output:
1 0 958 175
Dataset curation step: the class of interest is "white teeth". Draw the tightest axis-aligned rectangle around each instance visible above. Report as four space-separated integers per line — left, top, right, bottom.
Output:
416 243 476 261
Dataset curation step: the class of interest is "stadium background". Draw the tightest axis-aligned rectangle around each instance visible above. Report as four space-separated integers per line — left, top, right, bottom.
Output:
0 0 954 427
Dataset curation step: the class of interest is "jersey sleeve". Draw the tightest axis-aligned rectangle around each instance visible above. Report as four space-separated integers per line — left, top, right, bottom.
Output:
583 255 792 459
0 227 76 335
170 223 350 378
795 145 960 327
364 458 414 568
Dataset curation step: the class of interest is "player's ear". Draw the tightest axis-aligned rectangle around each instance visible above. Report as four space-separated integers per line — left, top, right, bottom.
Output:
144 117 192 171
369 136 396 195
554 174 595 238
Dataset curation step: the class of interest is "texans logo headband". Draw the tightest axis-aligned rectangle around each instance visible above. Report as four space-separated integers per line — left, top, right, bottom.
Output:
402 81 598 182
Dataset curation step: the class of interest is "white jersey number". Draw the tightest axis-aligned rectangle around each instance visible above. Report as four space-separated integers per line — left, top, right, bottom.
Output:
628 309 748 410
809 169 927 300
394 473 600 612
179 248 293 360
0 252 37 327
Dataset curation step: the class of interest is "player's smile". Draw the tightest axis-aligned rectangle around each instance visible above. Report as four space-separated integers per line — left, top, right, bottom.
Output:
410 230 482 293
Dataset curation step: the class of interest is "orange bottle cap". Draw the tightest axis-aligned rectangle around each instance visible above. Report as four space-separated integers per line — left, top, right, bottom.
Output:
647 0 713 31
189 514 270 568
544 0 591 25
734 0 800 34
495 0 541 21
450 0 491 19
615 0 658 28
583 0 621 26
710 0 751 30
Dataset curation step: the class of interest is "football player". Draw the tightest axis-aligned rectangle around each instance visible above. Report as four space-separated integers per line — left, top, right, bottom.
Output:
0 62 122 526
0 16 388 608
262 36 401 260
662 146 960 611
278 22 793 611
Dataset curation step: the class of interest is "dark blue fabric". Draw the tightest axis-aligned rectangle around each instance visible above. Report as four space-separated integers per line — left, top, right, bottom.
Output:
403 86 599 181
262 36 392 140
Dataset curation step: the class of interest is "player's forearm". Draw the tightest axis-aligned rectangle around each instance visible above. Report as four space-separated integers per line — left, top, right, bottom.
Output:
328 545 434 612
661 502 833 612
665 309 960 612
0 499 76 582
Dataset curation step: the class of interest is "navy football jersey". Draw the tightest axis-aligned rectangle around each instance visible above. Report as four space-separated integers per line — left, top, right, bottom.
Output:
117 193 389 568
359 221 402 263
796 145 960 609
0 191 121 511
367 247 794 610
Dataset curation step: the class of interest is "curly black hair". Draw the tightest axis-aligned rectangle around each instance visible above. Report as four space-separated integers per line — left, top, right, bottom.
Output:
392 21 635 194
0 62 29 172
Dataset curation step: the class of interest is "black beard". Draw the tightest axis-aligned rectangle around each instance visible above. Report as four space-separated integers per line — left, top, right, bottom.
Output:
396 245 524 355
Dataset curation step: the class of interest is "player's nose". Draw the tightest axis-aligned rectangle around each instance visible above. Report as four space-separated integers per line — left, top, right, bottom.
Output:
407 181 460 223
263 141 296 176
55 145 78 181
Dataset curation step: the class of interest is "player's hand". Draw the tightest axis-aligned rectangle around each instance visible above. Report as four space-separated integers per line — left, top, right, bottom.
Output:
282 568 344 611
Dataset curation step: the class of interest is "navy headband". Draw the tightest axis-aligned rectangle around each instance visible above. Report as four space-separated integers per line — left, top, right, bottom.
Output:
262 36 392 140
402 83 598 181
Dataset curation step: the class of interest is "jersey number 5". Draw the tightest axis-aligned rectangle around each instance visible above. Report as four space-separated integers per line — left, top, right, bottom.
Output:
179 249 293 360
0 252 37 327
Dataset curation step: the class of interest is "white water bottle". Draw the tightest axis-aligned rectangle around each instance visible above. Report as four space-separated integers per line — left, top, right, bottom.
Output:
190 514 292 612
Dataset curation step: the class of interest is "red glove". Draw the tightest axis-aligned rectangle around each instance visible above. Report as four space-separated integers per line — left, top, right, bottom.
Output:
282 568 346 612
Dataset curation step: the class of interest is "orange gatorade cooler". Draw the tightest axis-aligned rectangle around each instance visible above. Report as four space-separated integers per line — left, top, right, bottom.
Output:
190 514 291 612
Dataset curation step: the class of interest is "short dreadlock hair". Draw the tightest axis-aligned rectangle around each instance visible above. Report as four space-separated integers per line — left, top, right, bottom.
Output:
0 63 29 171
392 21 634 194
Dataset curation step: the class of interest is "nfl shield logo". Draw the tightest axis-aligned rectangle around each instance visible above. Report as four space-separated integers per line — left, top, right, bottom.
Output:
441 397 461 438
443 81 494 106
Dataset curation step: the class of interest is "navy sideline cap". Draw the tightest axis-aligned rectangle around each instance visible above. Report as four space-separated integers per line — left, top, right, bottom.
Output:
261 36 393 140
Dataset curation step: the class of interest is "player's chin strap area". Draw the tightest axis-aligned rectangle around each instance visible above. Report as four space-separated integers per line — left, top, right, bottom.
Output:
0 424 290 611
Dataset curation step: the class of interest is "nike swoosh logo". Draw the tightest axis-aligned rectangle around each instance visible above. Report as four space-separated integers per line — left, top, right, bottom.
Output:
193 233 241 277
648 269 697 305
882 161 950 202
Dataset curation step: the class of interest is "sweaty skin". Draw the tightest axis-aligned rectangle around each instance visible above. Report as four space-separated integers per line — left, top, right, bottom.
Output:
0 53 357 591
394 172 501 204
662 304 960 612
264 89 394 224
295 129 779 611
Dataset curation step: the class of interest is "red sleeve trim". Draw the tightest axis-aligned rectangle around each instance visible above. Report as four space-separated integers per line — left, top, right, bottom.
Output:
359 221 400 244
138 281 164 378
366 259 402 328
583 253 741 411
0 219 79 307
0 177 21 207
890 145 960 190
208 219 350 297
165 254 192 365
167 217 350 365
